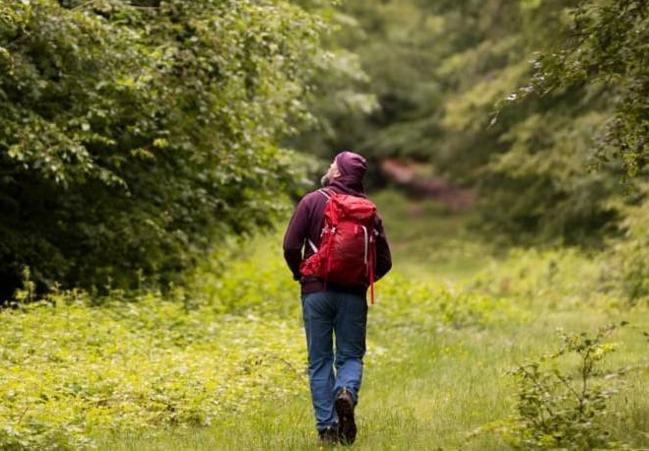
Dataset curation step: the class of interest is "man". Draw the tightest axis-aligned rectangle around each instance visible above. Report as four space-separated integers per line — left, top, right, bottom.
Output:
283 151 392 445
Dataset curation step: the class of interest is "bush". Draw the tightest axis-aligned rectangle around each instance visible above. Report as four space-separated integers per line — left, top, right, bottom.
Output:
0 291 308 450
0 0 325 298
375 273 522 332
477 324 629 450
468 247 613 309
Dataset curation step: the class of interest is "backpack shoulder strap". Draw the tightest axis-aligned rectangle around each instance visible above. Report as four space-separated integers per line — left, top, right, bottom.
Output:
308 189 333 251
317 188 333 200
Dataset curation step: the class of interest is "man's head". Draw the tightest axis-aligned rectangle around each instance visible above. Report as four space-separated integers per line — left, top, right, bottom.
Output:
321 151 368 186
321 160 341 187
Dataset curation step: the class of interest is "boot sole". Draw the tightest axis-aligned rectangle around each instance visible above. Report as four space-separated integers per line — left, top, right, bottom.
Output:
335 395 357 445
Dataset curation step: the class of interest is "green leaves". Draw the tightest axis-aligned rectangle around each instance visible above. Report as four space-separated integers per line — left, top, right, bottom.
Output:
292 0 642 246
529 0 649 177
504 325 627 449
0 0 328 295
0 224 522 449
0 292 308 449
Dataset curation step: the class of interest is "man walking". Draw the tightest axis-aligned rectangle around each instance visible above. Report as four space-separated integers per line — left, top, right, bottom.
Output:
283 151 392 445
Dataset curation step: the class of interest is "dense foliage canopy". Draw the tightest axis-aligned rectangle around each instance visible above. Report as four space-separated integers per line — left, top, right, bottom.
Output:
2 0 648 299
529 0 649 178
0 0 328 297
296 0 648 245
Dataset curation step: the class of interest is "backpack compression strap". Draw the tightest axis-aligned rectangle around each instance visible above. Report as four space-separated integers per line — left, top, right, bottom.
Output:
306 189 333 252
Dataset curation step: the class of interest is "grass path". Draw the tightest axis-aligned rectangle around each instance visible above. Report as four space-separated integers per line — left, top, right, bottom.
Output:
98 191 649 450
100 308 649 450
3 191 647 449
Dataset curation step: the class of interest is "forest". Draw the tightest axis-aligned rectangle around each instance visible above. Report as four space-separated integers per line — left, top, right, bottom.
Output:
1 0 649 449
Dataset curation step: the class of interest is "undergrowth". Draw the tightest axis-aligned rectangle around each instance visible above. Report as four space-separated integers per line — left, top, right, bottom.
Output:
474 324 634 450
0 230 519 449
0 291 305 449
2 216 647 449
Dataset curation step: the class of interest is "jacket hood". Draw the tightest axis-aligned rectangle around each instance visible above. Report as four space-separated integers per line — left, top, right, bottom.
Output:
326 151 367 196
327 175 366 197
335 151 367 181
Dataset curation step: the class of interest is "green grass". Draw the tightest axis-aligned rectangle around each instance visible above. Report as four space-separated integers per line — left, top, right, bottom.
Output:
94 191 649 450
3 190 649 450
94 308 649 450
372 190 493 282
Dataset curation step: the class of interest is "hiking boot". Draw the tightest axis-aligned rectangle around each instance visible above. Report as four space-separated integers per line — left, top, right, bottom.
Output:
335 388 357 445
318 426 339 446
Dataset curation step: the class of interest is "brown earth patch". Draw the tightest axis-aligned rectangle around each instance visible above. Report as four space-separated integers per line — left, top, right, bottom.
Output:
380 159 474 212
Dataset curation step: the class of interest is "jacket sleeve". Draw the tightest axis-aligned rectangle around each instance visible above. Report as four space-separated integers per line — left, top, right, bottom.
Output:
374 215 392 281
283 196 310 281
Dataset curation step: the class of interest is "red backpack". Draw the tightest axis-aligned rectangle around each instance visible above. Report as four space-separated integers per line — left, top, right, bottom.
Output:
300 188 378 304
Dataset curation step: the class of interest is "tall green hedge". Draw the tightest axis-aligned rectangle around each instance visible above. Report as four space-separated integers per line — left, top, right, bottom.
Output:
0 0 325 298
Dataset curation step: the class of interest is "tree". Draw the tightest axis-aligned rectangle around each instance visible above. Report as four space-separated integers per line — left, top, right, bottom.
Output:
525 0 649 178
296 0 626 245
0 0 328 297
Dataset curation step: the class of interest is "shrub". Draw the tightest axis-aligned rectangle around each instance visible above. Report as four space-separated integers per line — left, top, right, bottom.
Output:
477 324 629 450
0 0 325 298
0 291 308 450
0 225 526 449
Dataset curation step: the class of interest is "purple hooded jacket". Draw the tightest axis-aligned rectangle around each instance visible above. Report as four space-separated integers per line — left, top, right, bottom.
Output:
283 152 392 296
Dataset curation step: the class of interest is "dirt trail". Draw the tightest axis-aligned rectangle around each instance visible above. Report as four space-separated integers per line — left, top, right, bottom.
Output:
380 159 474 212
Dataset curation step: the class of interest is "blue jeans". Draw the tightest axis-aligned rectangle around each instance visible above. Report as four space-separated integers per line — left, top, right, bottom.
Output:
301 290 368 431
